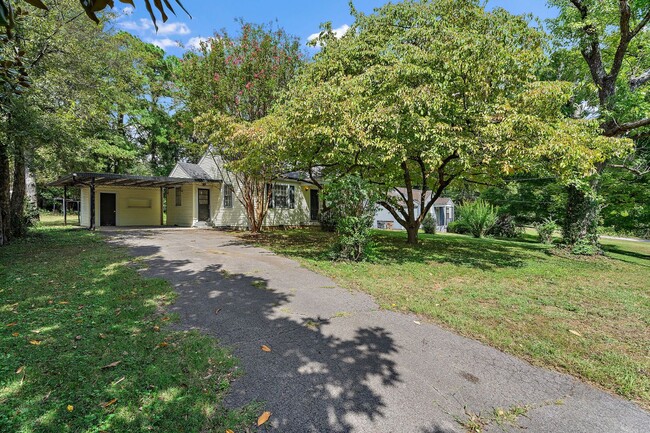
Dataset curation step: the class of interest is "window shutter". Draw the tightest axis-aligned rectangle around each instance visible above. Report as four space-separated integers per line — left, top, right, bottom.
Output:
289 185 295 209
266 183 273 208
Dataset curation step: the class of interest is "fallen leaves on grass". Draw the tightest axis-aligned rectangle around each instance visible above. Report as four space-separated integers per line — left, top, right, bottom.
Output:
29 340 41 345
257 411 271 426
6 322 17 327
16 366 25 374
226 430 234 433
101 361 121 369
67 405 74 412
158 342 168 348
569 330 583 337
260 345 271 352
12 332 19 337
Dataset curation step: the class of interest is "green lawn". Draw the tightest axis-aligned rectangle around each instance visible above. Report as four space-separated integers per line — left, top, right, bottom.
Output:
0 223 257 432
243 229 650 409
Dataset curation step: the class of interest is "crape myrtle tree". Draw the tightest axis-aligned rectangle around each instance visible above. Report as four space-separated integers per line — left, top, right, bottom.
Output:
180 21 303 233
278 0 626 244
547 0 650 249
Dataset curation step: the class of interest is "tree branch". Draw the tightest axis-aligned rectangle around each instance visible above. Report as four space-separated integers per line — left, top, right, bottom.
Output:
608 163 650 176
604 117 650 136
630 9 650 39
609 0 632 81
630 69 650 90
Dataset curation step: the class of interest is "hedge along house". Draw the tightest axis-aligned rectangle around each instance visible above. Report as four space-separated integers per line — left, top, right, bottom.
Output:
49 150 322 229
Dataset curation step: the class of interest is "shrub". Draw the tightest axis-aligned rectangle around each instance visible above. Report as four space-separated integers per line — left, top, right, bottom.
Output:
322 175 379 261
535 218 558 244
457 199 498 238
489 213 522 238
446 220 468 234
421 213 436 235
570 238 601 255
318 209 338 232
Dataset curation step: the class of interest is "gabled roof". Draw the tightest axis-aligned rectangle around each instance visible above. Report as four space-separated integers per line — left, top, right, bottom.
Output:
390 187 453 206
177 162 212 180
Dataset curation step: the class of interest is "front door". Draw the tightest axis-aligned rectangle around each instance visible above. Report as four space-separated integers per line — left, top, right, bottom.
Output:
198 188 210 222
310 189 320 221
100 193 116 226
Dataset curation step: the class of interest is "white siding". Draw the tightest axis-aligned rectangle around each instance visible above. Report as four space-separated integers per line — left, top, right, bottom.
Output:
198 150 318 228
169 164 190 178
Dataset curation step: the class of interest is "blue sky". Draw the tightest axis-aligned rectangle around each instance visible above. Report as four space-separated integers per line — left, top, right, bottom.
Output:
111 0 557 56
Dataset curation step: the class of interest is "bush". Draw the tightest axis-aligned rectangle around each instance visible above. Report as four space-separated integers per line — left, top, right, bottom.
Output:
332 215 376 261
489 213 522 238
421 213 436 235
456 199 498 238
446 220 468 234
570 238 602 256
318 209 338 232
535 217 558 244
322 175 379 261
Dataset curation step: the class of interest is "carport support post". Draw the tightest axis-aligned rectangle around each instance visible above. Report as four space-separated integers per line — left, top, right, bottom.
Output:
63 186 67 226
160 187 164 226
89 177 96 231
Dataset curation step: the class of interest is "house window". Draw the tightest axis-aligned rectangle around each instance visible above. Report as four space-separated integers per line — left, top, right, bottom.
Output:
223 184 233 208
269 184 295 209
175 187 182 206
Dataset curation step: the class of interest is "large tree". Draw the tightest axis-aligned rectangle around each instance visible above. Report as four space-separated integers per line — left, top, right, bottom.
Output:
547 0 650 248
278 0 625 244
180 21 303 233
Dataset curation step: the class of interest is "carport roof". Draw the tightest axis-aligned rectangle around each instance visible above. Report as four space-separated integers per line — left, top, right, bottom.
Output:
48 172 222 188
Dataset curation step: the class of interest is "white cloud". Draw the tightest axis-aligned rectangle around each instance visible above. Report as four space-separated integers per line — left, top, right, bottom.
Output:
147 38 179 50
118 18 152 32
187 36 209 50
122 6 134 16
157 22 191 36
307 24 350 43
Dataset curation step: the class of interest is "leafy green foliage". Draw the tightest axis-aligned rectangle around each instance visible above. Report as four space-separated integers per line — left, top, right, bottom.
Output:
277 0 627 244
456 199 498 238
535 217 559 244
322 175 378 261
489 214 522 239
446 220 468 235
421 213 436 235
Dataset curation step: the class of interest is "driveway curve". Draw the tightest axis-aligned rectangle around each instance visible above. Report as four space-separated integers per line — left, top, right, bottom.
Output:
107 228 649 433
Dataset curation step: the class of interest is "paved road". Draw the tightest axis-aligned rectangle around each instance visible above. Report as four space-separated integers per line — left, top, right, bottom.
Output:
106 228 649 433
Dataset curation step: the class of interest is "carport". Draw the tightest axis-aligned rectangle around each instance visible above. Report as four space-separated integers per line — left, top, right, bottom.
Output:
48 172 209 230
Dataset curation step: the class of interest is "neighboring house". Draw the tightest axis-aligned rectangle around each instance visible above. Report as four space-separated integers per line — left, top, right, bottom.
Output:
49 150 322 229
374 188 455 232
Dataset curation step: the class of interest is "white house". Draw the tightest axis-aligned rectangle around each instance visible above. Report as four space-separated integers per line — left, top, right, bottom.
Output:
374 188 455 232
49 150 322 229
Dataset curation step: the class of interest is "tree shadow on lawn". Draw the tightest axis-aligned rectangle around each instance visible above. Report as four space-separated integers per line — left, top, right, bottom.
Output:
0 231 255 433
601 244 650 266
238 230 537 271
116 241 454 432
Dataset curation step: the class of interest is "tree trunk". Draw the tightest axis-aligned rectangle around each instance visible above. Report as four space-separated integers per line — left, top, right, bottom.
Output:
562 182 601 250
0 140 11 246
10 144 27 239
406 225 419 245
25 146 39 223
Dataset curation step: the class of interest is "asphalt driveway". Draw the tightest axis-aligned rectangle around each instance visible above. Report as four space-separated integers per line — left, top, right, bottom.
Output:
106 228 649 433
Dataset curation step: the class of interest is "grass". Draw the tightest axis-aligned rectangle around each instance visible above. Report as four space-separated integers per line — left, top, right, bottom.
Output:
0 221 257 432
242 229 650 409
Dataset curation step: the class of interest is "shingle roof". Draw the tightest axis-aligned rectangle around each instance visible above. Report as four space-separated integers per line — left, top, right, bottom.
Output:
177 162 211 180
390 188 453 206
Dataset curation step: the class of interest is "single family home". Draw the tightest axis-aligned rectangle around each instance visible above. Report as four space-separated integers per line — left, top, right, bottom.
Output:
49 150 322 230
374 187 455 232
